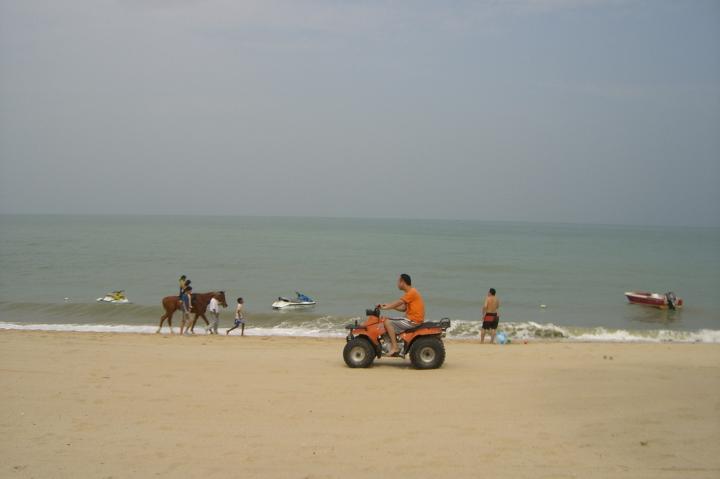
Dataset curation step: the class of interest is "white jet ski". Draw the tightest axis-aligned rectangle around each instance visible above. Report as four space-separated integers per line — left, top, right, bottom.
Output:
272 292 316 310
97 290 131 304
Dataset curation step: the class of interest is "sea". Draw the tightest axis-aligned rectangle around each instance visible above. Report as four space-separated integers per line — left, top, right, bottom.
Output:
1 215 718 342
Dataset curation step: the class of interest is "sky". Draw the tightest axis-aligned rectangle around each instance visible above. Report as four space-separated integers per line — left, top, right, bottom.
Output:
0 0 718 226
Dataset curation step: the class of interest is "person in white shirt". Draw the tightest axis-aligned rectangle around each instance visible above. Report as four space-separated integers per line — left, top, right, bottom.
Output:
226 297 245 336
206 296 223 334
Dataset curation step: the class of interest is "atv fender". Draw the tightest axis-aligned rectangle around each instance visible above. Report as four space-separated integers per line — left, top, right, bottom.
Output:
405 332 442 351
353 333 382 358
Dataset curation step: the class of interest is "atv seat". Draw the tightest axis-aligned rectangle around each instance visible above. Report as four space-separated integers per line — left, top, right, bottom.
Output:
403 318 451 333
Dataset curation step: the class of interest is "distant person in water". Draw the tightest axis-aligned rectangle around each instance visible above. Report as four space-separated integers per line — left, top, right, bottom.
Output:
180 286 193 335
227 297 245 336
207 295 223 335
480 288 500 344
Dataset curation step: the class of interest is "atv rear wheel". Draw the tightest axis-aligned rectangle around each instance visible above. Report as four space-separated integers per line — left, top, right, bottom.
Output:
343 337 375 368
409 336 445 369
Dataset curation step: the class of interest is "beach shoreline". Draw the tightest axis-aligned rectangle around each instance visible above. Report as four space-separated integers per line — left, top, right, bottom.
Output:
1 330 719 478
1 318 719 344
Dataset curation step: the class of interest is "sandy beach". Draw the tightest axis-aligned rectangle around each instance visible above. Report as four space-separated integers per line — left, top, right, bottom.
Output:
1 331 718 478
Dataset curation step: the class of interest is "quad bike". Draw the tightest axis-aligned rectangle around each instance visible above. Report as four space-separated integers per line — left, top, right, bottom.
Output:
343 307 451 369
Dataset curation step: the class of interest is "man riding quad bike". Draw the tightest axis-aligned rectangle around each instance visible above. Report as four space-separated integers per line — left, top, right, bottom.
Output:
342 274 451 369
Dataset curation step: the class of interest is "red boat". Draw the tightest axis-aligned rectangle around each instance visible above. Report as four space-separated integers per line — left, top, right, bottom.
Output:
625 291 683 310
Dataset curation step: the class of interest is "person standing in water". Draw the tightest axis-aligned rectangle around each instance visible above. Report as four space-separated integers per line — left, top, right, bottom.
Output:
480 288 500 344
227 297 246 336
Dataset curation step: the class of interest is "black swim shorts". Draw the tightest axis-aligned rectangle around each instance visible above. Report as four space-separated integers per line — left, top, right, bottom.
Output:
482 315 499 330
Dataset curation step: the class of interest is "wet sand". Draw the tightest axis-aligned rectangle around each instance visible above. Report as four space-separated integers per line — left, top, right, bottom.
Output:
1 331 718 478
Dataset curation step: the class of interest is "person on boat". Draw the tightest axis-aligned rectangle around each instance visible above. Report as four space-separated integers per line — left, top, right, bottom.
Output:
295 292 312 302
227 297 246 336
111 290 125 301
665 292 677 310
180 286 193 335
378 274 425 356
480 288 500 344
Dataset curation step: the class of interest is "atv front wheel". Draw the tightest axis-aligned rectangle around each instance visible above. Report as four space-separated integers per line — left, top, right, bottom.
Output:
409 336 445 369
343 337 375 368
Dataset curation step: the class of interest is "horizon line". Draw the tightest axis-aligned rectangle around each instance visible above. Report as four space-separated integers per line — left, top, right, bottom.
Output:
0 212 717 230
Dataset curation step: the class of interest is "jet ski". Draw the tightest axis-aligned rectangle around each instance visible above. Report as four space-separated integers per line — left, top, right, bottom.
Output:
272 292 317 310
97 290 131 304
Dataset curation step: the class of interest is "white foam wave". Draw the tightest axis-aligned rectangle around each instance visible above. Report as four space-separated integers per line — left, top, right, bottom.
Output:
0 322 345 338
0 322 163 334
242 327 344 338
446 320 720 343
570 327 720 343
0 321 718 343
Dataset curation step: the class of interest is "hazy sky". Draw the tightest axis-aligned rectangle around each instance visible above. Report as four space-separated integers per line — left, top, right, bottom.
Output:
0 0 718 226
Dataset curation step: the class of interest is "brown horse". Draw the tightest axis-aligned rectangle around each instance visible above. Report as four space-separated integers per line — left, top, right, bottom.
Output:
157 291 227 334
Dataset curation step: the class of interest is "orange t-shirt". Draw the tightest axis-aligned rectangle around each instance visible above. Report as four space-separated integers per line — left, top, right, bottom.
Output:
402 288 425 323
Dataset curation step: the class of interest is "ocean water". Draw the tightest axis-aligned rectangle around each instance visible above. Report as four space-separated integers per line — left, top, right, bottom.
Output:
0 215 718 342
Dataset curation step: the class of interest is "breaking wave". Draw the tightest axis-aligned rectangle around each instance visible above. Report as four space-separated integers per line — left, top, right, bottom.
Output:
0 319 718 343
1 301 718 343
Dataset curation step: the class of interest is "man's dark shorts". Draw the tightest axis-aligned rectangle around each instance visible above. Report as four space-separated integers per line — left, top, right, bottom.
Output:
482 313 499 330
